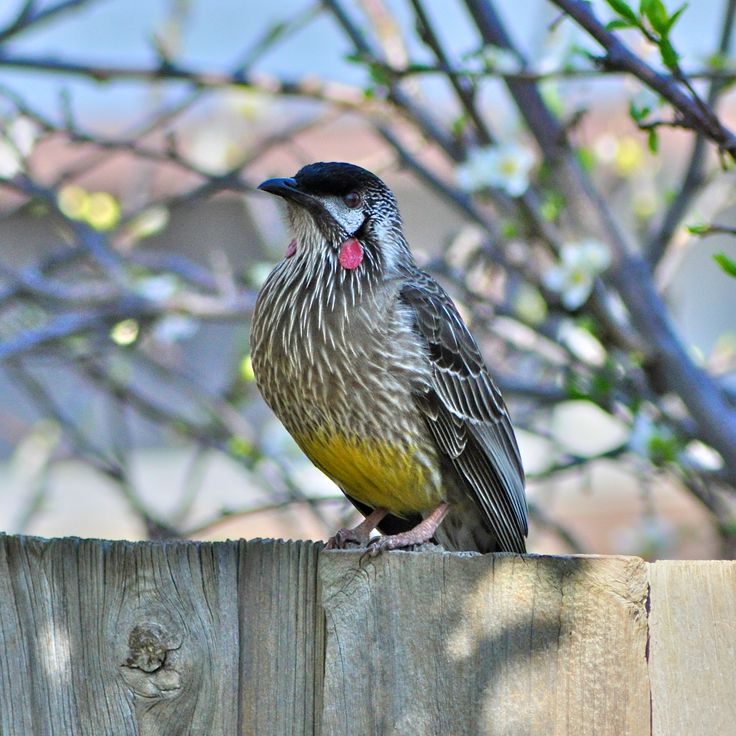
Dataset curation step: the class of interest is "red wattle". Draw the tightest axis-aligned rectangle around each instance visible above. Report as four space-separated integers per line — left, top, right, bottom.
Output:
338 238 363 270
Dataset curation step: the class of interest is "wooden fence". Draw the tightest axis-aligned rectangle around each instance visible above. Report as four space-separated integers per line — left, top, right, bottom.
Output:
0 534 733 735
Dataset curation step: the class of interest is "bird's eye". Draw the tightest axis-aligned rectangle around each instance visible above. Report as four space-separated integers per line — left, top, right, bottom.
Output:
343 191 361 208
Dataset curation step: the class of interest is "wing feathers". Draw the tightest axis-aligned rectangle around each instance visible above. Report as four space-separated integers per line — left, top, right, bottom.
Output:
401 273 527 552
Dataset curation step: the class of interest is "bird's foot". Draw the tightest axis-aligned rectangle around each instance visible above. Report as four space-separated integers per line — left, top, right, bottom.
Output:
325 527 370 550
366 502 450 557
324 507 388 550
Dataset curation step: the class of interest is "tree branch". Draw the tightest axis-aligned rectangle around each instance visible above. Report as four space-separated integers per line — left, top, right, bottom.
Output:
646 0 736 266
0 53 369 108
459 0 736 483
0 0 102 44
548 0 736 158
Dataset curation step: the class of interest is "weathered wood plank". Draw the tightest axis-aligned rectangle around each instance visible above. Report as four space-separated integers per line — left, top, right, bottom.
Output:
6 534 736 735
238 539 324 735
0 535 323 736
649 560 736 736
319 550 650 736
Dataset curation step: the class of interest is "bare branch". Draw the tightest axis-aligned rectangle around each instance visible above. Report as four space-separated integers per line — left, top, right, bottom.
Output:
409 0 493 145
0 53 371 109
0 0 103 44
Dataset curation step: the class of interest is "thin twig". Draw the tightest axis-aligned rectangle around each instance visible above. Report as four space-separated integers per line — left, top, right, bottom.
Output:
0 0 103 44
0 53 371 109
646 0 736 266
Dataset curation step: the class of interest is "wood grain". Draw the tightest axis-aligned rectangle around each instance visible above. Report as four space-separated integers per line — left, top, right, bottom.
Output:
319 550 650 736
0 535 322 736
649 560 736 736
4 535 736 735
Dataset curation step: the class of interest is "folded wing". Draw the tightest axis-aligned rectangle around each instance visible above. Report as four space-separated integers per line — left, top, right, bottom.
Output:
400 273 527 553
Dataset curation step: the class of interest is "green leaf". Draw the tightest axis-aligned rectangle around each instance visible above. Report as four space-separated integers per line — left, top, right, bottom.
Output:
450 114 468 137
718 518 736 538
404 62 436 75
577 146 596 171
606 18 636 30
228 435 253 457
606 0 638 22
647 128 659 153
714 252 736 278
686 222 709 234
540 190 565 221
659 37 680 69
707 52 728 70
647 430 680 466
500 219 519 238
665 3 688 32
367 62 390 86
629 100 650 122
644 0 669 34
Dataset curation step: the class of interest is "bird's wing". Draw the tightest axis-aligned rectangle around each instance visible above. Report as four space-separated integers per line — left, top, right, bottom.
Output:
400 272 527 552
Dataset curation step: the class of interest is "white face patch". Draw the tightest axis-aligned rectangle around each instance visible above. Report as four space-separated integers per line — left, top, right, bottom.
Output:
320 195 365 236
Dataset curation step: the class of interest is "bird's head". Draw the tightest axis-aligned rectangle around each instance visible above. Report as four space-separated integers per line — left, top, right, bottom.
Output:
257 161 412 275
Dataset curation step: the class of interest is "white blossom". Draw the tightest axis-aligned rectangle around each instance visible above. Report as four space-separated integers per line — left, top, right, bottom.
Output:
0 139 21 178
682 440 723 472
8 117 39 157
188 126 239 175
544 238 610 309
0 116 39 178
558 320 606 365
126 206 170 242
456 142 535 197
223 89 271 121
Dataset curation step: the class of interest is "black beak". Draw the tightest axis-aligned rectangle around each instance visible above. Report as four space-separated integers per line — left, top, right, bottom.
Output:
257 177 319 212
258 177 298 196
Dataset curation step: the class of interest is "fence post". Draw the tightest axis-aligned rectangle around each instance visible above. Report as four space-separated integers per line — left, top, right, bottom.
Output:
1 534 734 735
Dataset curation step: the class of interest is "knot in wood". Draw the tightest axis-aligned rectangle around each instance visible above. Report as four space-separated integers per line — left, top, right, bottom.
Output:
125 623 171 673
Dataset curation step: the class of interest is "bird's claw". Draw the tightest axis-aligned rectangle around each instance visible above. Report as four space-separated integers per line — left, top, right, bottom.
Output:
363 533 426 557
364 535 398 557
324 527 370 550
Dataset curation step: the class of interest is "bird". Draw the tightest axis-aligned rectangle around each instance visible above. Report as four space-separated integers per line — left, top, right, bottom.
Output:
250 161 527 554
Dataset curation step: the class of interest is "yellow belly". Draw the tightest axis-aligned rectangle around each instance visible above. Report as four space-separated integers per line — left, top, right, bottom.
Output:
295 431 441 514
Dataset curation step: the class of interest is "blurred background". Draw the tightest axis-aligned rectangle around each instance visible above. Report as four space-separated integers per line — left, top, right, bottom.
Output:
1 0 735 558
